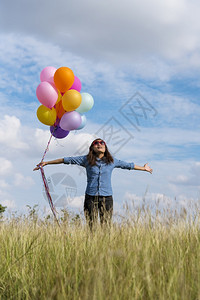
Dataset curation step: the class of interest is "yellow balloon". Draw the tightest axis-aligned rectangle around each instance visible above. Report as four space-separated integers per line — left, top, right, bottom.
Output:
56 90 62 104
62 89 82 112
37 105 57 126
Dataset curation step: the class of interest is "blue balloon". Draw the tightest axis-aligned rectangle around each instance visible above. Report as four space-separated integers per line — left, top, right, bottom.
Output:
76 115 87 130
76 93 94 113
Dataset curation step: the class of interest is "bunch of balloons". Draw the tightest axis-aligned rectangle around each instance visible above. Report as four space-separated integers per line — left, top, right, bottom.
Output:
36 66 94 139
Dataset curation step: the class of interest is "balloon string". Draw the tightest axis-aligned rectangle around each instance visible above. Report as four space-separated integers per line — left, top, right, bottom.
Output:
40 130 60 226
40 166 60 226
41 133 54 163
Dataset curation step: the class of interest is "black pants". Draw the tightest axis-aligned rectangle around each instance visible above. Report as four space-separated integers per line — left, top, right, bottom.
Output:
84 194 113 228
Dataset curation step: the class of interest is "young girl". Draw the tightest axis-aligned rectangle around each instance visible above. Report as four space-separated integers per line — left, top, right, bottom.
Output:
34 138 152 228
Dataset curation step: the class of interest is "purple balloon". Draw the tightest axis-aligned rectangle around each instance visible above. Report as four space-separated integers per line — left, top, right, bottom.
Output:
50 125 69 139
69 76 81 92
60 111 81 131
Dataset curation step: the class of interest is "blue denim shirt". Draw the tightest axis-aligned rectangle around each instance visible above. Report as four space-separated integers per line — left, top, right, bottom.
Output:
63 155 134 196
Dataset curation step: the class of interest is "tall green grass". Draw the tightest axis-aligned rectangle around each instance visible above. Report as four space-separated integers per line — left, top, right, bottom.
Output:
0 205 200 300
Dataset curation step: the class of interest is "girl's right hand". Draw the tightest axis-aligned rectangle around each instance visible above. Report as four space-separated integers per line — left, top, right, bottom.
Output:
33 161 47 171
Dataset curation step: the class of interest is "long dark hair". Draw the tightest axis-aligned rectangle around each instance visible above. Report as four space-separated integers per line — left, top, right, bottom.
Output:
87 138 114 166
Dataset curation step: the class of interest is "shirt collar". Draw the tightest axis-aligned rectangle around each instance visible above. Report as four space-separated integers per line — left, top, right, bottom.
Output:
96 157 106 161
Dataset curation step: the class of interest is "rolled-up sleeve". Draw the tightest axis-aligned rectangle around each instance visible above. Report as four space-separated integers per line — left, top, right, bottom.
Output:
114 158 134 170
63 155 87 167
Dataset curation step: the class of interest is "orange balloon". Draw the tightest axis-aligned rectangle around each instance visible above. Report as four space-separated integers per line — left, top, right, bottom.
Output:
54 67 74 93
62 89 82 111
55 100 66 119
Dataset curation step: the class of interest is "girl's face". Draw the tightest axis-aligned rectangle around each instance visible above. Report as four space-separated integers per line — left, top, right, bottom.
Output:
92 139 106 154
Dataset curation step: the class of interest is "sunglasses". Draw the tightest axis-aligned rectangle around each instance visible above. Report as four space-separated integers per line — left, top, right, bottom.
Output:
92 140 106 146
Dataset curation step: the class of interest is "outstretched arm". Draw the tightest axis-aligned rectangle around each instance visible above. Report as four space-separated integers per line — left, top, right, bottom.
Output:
33 158 64 171
134 163 153 174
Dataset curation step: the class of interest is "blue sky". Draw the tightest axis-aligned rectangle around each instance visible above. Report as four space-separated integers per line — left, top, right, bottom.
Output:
0 0 200 216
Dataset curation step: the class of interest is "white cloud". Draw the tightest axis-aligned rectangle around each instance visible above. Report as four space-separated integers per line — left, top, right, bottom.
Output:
169 161 200 187
123 191 199 211
0 0 192 61
14 173 35 188
1 31 200 122
0 158 12 176
0 188 16 209
115 126 200 163
124 191 173 206
30 128 95 159
68 195 84 210
1 199 16 209
1 1 200 81
155 93 200 128
0 179 10 189
0 115 29 150
112 158 200 206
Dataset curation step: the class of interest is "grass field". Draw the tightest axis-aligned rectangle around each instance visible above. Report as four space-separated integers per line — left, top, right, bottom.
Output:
0 204 200 300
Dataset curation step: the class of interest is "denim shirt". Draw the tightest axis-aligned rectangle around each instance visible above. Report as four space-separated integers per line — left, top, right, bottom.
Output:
63 155 135 196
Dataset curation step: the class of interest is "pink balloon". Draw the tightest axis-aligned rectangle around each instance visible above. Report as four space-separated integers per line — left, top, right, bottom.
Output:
60 111 81 131
36 82 58 109
40 66 57 85
69 76 81 92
